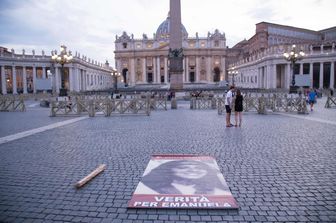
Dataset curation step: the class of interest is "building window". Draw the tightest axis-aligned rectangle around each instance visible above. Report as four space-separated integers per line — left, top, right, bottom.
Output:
122 43 127 49
201 42 205 47
214 41 219 47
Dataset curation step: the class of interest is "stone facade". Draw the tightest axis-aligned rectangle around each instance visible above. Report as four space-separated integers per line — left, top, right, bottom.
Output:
229 22 336 89
114 14 227 86
0 47 113 95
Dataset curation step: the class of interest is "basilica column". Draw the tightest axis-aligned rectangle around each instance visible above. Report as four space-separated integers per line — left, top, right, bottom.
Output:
33 66 37 93
196 56 200 82
130 58 135 85
142 58 146 83
12 66 17 94
221 57 226 81
153 57 156 83
207 57 212 83
319 62 324 89
330 62 335 89
156 57 160 84
185 56 189 82
1 66 6 95
309 63 313 88
23 67 27 94
286 64 291 89
164 57 168 84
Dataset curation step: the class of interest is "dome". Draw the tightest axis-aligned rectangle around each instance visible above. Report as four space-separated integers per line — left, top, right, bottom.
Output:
155 14 188 40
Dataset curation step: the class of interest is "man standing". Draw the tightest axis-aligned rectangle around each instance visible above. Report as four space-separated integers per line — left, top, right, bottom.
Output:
225 86 235 127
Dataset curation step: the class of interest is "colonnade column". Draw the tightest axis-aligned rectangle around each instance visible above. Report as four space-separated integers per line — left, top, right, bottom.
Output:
286 64 291 89
12 66 17 94
266 64 272 89
33 66 37 93
1 66 6 94
299 63 303 75
69 66 74 92
309 63 313 88
164 57 168 84
258 68 261 88
42 67 46 79
23 67 27 94
83 70 86 91
182 57 188 83
330 62 335 89
319 62 324 89
185 56 189 82
77 68 81 91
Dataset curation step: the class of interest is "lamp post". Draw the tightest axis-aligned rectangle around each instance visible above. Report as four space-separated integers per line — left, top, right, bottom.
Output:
283 44 305 93
111 70 120 93
228 69 238 86
51 45 73 96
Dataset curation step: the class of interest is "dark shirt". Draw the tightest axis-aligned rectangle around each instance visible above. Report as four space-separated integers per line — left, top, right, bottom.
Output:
234 95 243 112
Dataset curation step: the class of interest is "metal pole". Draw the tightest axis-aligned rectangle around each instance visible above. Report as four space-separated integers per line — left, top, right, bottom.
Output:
61 64 65 89
291 61 295 87
114 75 118 93
60 63 67 96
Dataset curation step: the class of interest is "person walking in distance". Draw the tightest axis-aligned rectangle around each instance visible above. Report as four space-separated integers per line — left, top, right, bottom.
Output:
225 86 235 127
234 89 243 127
308 88 317 111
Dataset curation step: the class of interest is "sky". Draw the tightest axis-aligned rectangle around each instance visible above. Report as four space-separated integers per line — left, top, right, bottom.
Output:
0 0 335 67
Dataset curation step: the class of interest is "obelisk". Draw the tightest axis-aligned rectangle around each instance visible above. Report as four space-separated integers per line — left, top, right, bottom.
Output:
169 0 183 90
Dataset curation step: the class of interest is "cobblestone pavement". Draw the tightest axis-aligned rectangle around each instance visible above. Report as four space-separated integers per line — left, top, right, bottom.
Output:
0 100 74 138
0 99 335 222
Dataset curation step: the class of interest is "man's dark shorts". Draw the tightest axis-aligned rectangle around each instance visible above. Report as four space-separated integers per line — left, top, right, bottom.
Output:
225 105 231 113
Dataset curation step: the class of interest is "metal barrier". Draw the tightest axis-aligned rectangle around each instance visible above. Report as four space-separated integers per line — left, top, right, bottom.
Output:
0 95 26 112
190 97 217 110
50 97 151 117
325 94 336 108
218 93 308 115
150 96 168 110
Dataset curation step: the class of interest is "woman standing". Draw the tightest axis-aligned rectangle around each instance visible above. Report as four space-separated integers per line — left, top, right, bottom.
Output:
234 89 243 127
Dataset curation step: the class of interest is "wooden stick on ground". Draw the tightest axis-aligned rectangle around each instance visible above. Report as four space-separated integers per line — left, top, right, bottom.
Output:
75 164 106 189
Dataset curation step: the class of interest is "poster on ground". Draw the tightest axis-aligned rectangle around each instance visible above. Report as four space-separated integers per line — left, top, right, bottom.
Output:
128 154 239 209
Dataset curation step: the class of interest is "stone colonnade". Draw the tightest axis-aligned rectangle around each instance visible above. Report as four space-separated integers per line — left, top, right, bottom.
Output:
0 51 113 95
232 44 336 89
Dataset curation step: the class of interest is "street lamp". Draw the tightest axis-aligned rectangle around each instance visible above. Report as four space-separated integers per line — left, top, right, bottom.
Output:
111 70 121 93
228 69 238 86
51 45 73 96
283 44 305 93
